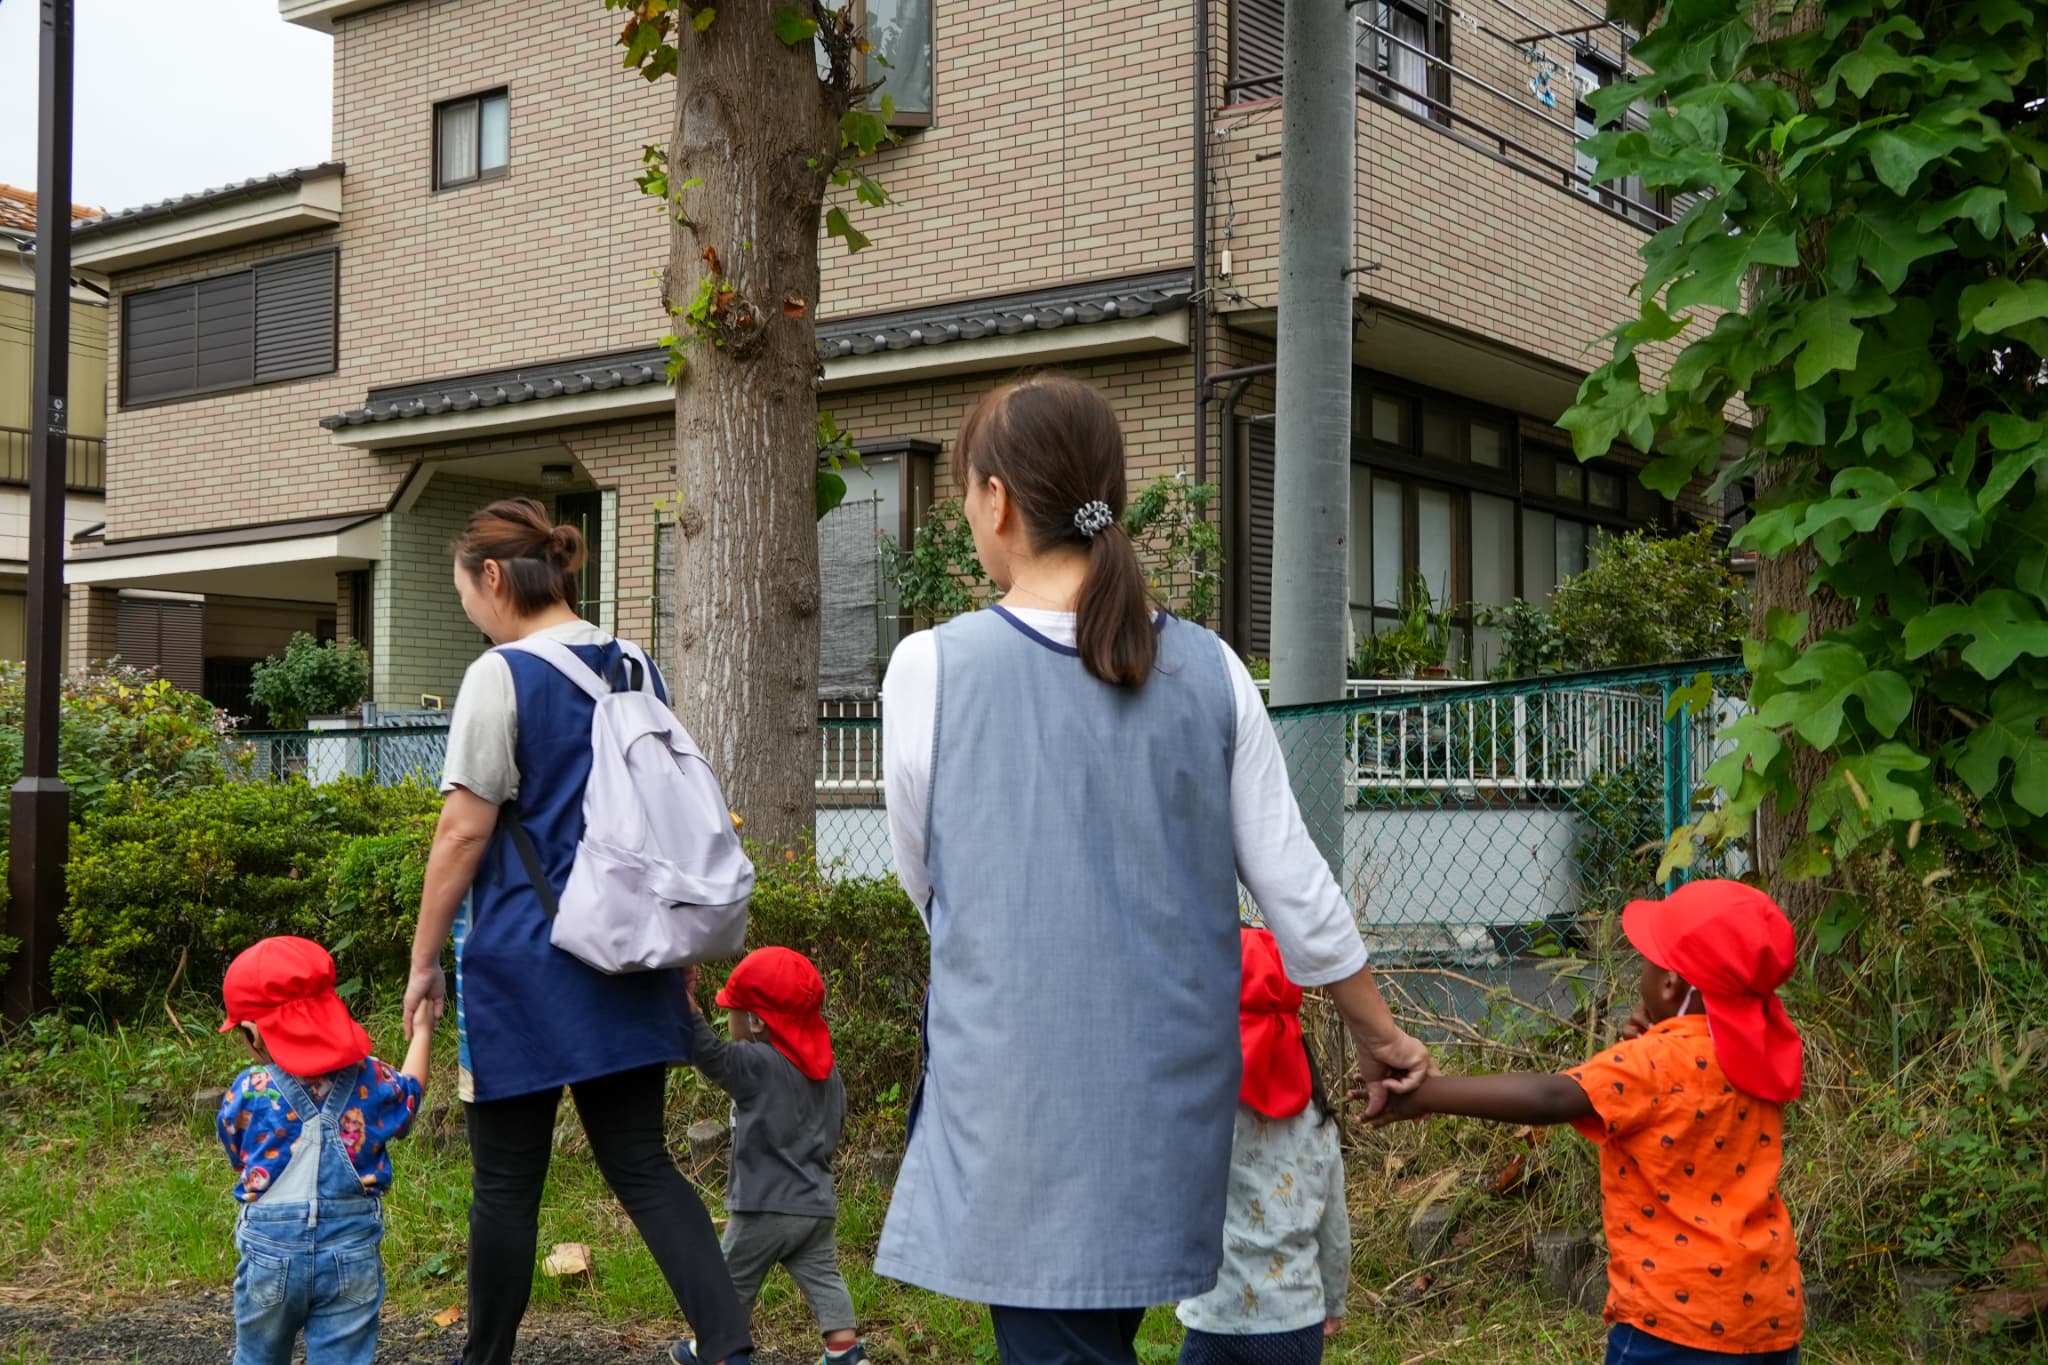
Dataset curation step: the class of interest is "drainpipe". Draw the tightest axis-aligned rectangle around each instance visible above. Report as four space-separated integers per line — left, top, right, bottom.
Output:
1191 0 1211 491
1208 361 1277 649
1217 373 1256 647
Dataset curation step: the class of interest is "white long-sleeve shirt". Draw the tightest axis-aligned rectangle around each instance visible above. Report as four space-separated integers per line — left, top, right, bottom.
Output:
880 608 1370 988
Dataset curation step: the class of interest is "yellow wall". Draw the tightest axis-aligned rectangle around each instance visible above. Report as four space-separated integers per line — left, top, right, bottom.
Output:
0 285 109 437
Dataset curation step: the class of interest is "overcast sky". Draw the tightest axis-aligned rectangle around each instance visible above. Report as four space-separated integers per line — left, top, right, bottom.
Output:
0 0 331 216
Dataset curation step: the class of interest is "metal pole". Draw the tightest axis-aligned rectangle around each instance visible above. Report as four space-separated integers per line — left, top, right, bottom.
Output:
6 0 76 1023
1269 0 1355 872
1270 0 1354 708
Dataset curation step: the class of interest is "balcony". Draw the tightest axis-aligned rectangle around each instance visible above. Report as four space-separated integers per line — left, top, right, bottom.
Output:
0 427 107 494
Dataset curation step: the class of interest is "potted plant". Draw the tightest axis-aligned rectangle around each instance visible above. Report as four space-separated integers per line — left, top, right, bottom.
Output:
249 633 371 782
1352 575 1455 681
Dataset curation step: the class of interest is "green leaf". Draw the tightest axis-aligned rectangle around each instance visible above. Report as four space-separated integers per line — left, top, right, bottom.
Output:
1966 0 2032 34
1963 279 2048 337
1903 590 2048 677
1979 439 2048 513
1954 681 2048 814
1767 639 1914 747
1828 198 1953 292
1918 185 2006 239
1786 294 1867 388
692 6 716 30
815 469 848 520
1665 228 1801 314
771 6 818 45
1865 119 1979 195
1812 892 1867 953
823 206 871 253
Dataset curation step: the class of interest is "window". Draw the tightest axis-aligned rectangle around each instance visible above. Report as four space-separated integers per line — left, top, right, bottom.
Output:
557 491 604 625
1357 1 1448 121
1228 0 1448 116
121 250 337 406
1574 54 1661 226
435 89 510 189
818 0 934 128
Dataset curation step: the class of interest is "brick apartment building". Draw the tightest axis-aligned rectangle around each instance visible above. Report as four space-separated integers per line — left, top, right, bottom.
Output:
62 0 1704 719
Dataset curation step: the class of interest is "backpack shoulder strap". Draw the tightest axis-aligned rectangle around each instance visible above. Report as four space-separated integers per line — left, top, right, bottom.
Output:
498 635 610 703
498 801 560 919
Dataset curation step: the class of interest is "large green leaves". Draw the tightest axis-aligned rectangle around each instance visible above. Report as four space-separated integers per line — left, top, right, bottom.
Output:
1588 0 2048 871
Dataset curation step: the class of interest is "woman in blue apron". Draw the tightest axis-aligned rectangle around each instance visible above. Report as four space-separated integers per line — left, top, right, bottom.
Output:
403 498 751 1365
876 376 1437 1364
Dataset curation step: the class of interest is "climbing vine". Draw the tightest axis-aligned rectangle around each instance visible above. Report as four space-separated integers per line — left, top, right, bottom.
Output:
1562 0 2047 882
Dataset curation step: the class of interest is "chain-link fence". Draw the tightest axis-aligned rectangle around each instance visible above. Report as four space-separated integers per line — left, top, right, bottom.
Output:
230 659 1747 974
234 727 453 787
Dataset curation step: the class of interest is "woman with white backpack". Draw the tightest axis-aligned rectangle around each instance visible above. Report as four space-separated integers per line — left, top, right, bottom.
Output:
403 498 756 1365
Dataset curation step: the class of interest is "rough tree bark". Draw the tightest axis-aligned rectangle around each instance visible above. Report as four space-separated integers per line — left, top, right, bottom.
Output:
1744 0 1850 923
663 2 855 850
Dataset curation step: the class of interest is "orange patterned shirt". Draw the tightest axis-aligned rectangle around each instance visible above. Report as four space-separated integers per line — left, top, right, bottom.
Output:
1564 1016 1803 1352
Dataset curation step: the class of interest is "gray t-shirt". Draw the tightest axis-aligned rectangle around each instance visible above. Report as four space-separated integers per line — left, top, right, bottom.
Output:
440 620 617 805
690 1015 846 1218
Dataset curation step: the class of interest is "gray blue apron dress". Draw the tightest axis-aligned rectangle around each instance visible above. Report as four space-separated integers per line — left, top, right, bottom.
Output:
874 607 1243 1309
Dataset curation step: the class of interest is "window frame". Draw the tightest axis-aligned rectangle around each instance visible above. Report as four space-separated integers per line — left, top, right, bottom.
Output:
1356 0 1452 125
1571 50 1665 227
117 248 339 410
1344 375 1675 672
823 0 935 131
433 88 511 191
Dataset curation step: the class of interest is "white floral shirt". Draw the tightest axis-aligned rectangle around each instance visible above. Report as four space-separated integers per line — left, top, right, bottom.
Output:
1177 1103 1351 1335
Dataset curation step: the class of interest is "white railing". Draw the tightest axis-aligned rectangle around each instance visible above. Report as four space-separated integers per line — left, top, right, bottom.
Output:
1340 685 1663 794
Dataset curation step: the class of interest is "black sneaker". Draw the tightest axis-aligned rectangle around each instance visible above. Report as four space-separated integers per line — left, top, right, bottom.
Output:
670 1343 697 1365
823 1344 869 1365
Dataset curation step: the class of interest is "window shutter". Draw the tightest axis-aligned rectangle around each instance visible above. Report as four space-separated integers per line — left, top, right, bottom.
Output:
194 273 256 393
1246 418 1276 659
1232 0 1285 101
117 597 206 695
254 252 337 382
817 496 884 700
123 285 199 404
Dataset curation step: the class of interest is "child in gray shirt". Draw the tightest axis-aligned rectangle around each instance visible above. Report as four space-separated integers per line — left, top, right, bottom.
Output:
674 948 862 1365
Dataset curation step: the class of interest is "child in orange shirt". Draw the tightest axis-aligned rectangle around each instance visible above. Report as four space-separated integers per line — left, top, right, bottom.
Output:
1371 880 1805 1363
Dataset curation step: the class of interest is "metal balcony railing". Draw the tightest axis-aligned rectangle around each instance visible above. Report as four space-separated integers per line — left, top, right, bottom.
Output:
0 426 107 493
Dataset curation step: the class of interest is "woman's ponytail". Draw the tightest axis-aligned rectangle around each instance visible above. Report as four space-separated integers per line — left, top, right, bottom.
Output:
954 374 1160 690
1075 523 1156 688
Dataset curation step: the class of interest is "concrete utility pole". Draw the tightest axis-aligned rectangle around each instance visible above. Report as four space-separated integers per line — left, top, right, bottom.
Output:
1268 0 1356 869
6 0 76 1023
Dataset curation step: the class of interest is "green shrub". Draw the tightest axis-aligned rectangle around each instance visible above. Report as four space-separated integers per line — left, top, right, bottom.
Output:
1482 527 1747 678
249 633 371 729
54 778 440 1013
700 841 925 1127
0 663 239 836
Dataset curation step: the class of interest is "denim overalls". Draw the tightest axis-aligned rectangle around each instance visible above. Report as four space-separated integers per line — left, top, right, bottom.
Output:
231 1064 385 1365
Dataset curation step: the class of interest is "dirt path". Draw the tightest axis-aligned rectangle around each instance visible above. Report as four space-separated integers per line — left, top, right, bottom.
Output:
0 1294 806 1363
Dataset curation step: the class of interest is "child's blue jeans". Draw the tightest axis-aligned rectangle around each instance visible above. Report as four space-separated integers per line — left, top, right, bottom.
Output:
232 1197 385 1365
1605 1323 1801 1364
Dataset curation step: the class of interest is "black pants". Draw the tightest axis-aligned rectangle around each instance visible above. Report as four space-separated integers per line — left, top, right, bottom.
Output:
463 1065 751 1365
989 1306 1147 1365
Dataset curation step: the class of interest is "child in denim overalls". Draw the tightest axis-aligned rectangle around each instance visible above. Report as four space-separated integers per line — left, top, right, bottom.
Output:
216 936 434 1365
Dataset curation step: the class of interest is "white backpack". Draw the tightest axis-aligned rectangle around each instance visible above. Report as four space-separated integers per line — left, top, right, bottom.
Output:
498 636 753 973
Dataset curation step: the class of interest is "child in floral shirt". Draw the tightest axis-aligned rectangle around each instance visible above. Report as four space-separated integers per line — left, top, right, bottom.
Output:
215 936 433 1364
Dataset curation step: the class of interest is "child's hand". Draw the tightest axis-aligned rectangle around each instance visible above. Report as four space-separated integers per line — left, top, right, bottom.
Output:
410 999 437 1037
1323 1317 1342 1339
1621 1002 1653 1040
682 966 701 1015
1367 1084 1431 1128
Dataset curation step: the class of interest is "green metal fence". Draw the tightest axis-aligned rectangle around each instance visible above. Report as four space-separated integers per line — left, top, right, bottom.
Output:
233 658 1747 973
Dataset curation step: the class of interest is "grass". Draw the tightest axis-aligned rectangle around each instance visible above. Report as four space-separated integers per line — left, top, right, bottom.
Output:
0 1004 1992 1364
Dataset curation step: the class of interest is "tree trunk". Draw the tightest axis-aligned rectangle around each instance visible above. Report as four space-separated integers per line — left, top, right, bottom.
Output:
665 3 844 850
1747 461 1856 921
1747 0 1850 923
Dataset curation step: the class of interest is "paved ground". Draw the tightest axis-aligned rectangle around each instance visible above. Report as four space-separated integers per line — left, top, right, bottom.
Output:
0 1294 804 1364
